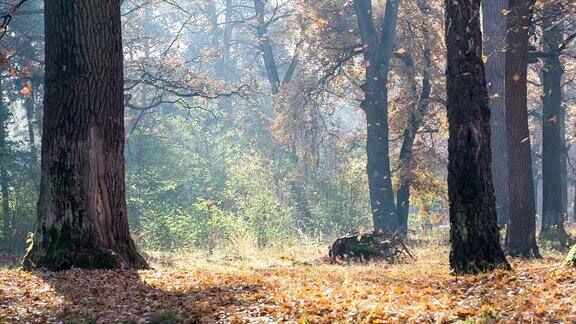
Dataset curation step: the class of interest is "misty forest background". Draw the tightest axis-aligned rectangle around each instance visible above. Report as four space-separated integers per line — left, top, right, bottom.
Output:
2 0 576 321
0 0 574 255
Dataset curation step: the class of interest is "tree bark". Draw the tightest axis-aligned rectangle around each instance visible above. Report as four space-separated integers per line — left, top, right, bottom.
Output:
0 74 11 241
445 0 510 274
395 47 431 235
540 2 568 246
504 0 540 258
482 0 509 227
354 0 400 232
23 0 148 270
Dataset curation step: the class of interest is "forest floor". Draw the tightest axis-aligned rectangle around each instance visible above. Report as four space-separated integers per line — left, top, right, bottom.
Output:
1 238 575 323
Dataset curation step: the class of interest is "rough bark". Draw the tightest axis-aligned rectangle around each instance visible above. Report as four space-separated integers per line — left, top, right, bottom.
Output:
504 0 540 258
23 0 148 270
482 0 509 227
540 2 568 246
445 0 510 274
395 48 432 235
354 0 400 232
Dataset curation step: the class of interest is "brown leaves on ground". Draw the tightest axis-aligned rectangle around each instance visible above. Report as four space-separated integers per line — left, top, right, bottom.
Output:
1 247 576 323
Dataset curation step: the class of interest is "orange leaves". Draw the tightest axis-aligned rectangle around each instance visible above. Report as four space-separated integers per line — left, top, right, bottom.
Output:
1 251 576 322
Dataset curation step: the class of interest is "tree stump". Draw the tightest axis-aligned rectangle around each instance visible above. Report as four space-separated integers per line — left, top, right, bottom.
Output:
328 232 414 263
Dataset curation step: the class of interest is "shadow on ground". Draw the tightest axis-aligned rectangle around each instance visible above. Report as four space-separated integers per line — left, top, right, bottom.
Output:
2 267 263 323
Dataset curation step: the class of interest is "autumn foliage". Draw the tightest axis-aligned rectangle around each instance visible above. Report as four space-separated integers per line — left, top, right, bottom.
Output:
1 243 576 322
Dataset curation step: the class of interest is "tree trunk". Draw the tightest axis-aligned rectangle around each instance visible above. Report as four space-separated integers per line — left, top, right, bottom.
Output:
0 75 11 241
18 78 41 191
354 0 400 232
504 0 540 258
540 2 568 246
254 0 281 94
24 91 39 167
23 0 148 270
445 0 510 274
395 47 432 235
482 0 509 227
252 0 312 232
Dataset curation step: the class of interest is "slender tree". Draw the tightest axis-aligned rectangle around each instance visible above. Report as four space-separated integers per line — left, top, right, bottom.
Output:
252 0 313 232
23 0 148 270
395 46 432 235
482 0 509 227
445 0 510 274
540 1 568 246
353 0 401 232
504 0 540 257
0 74 11 243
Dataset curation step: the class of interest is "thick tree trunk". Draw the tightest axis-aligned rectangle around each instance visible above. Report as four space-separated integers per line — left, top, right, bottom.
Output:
504 0 540 258
540 3 568 246
445 0 510 274
482 0 509 227
354 0 400 232
395 48 432 235
23 0 147 270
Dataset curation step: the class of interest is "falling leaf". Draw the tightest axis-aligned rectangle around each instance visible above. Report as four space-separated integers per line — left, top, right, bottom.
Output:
548 115 558 124
21 83 32 97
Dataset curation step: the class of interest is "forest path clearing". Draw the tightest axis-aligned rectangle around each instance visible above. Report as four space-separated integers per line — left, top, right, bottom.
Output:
0 246 575 323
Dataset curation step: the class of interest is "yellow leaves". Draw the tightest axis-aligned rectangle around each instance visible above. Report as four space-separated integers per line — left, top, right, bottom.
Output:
535 305 549 316
393 286 405 294
482 54 489 64
315 17 328 27
455 307 476 318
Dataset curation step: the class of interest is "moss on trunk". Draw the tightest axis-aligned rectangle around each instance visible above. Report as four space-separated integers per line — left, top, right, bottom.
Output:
23 223 125 271
564 245 576 267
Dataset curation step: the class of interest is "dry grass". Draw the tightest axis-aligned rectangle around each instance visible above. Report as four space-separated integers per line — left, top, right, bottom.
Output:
0 240 575 323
